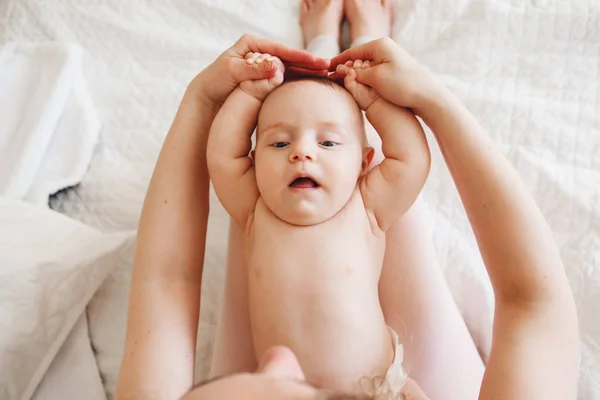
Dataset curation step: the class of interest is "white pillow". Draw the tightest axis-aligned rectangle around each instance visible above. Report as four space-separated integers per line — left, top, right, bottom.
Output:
32 314 108 400
0 196 134 400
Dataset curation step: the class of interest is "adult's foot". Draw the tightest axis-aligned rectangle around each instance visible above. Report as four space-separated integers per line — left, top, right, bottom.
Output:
300 0 344 47
344 0 393 43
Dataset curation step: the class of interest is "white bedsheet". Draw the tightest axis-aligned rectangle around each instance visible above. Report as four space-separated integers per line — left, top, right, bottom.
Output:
1 0 598 398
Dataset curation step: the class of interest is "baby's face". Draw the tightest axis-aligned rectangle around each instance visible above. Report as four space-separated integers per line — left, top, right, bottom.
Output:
254 79 371 225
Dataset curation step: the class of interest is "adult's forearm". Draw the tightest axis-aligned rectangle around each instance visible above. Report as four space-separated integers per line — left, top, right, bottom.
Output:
418 88 571 305
136 89 212 283
116 89 214 400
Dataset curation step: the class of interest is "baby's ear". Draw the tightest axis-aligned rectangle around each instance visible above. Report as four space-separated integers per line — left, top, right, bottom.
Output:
361 147 375 175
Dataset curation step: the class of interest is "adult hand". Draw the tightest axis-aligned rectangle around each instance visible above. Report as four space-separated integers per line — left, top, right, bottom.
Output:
191 34 330 113
329 38 442 113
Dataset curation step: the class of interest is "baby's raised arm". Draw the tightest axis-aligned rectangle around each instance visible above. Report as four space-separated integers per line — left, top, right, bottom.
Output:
207 53 284 229
344 65 430 231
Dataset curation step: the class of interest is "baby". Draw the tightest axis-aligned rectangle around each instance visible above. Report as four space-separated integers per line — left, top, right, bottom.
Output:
207 52 430 395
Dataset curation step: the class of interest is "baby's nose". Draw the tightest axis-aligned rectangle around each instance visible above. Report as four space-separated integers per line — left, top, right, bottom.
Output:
290 143 315 162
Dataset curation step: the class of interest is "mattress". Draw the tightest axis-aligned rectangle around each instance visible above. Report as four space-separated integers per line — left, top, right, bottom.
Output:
1 0 598 398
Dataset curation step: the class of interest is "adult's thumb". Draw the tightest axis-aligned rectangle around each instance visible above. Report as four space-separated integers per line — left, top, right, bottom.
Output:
352 66 379 88
336 64 377 88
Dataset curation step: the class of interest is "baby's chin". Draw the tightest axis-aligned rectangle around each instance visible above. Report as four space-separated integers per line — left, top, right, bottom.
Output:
275 206 335 226
268 199 340 226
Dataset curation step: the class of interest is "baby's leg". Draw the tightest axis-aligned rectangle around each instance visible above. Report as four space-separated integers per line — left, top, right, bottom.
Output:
209 220 257 376
346 2 485 398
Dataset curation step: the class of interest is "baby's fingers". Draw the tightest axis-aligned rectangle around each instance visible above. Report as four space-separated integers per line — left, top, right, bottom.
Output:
336 63 377 88
343 68 359 94
245 52 260 64
343 67 379 110
255 53 271 64
335 64 350 77
269 69 285 87
234 57 278 82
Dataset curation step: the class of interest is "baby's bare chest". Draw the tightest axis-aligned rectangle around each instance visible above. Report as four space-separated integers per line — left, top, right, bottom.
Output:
247 197 385 280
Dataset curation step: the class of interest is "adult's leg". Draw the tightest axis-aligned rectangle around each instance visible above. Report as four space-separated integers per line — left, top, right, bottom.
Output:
301 0 344 59
209 220 257 376
344 1 485 398
379 200 485 400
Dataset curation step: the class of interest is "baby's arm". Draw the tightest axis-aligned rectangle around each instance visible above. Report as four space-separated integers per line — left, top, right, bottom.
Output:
207 54 284 228
344 65 430 231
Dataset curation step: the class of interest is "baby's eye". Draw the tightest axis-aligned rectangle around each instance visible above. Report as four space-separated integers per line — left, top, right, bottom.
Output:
273 142 289 148
320 141 337 147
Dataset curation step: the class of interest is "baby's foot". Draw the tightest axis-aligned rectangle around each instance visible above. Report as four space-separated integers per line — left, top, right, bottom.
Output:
344 0 393 43
300 0 344 47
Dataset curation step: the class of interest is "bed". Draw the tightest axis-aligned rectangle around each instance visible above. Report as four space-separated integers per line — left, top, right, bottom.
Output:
1 0 598 398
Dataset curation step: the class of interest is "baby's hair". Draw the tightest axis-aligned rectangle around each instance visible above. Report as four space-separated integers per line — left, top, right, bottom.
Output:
277 75 368 146
284 75 341 89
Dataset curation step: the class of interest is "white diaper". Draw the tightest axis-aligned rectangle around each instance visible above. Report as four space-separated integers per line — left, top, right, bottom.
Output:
362 326 407 398
384 327 407 396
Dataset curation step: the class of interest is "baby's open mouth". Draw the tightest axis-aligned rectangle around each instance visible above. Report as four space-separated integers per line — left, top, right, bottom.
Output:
289 177 319 189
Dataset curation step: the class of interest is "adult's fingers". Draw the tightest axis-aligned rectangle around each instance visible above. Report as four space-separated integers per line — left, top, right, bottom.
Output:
282 61 330 72
335 64 378 88
285 66 329 79
327 72 344 84
232 34 330 70
329 38 392 71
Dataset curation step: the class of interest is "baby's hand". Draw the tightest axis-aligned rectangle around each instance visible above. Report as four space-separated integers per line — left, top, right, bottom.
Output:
239 52 285 101
342 60 380 111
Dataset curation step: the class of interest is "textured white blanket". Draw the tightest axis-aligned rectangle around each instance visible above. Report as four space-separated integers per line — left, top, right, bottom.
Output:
1 0 598 398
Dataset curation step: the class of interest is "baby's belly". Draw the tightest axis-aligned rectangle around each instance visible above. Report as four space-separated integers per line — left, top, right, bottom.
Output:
247 252 392 392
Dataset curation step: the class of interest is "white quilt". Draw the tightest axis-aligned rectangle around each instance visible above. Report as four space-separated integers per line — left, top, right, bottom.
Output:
1 0 598 398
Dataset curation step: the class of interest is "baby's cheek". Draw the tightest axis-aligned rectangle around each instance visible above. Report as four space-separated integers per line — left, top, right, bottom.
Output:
331 158 361 186
255 160 283 191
